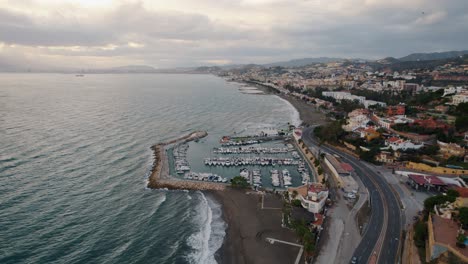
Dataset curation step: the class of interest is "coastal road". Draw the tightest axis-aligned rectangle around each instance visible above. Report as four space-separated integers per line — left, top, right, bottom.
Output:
302 127 402 264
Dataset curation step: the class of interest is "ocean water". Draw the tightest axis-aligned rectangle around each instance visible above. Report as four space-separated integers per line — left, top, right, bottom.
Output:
0 73 299 264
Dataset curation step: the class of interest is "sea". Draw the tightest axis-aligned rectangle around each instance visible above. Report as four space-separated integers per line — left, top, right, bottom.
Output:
0 73 300 264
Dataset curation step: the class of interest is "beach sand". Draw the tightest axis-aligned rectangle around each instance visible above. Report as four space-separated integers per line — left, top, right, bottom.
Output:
278 94 328 126
210 188 303 264
247 81 328 126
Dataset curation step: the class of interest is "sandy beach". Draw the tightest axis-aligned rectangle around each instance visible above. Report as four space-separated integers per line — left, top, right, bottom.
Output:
210 188 303 264
209 85 328 264
278 94 328 126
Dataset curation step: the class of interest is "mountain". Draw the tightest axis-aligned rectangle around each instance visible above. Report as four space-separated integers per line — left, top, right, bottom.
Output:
399 50 468 61
263 57 344 67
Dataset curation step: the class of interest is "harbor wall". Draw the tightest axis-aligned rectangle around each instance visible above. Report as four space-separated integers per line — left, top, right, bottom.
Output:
147 131 226 190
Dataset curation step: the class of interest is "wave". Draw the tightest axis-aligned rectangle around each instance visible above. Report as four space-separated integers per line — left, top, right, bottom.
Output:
148 193 167 217
275 96 302 127
186 192 226 264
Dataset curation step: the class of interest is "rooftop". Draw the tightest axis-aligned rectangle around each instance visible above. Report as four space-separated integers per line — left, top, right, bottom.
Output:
453 187 468 198
408 174 446 186
431 214 468 258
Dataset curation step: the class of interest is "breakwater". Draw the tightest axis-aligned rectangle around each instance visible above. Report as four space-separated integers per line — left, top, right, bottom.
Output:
147 131 226 190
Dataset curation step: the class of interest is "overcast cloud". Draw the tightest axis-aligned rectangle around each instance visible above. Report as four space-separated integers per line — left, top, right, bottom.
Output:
0 0 467 69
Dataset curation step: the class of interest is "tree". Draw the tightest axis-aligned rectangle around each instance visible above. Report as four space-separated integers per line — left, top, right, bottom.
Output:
292 190 299 199
455 115 468 131
459 207 468 226
413 221 427 248
230 176 249 188
317 167 323 175
291 199 302 207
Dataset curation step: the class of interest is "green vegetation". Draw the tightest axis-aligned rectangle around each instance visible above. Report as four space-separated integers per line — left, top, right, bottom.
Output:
230 176 250 188
291 199 302 207
459 207 468 226
423 190 459 212
314 121 345 144
413 220 428 248
290 219 316 255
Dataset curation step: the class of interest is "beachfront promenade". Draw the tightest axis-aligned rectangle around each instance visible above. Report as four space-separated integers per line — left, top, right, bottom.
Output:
147 131 225 191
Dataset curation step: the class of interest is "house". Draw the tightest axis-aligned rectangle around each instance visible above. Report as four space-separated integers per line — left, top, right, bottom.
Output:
288 183 329 214
343 109 370 132
386 105 406 116
427 214 468 263
376 151 395 164
452 92 468 105
360 127 380 142
413 118 450 131
453 187 468 208
385 137 424 151
438 141 466 159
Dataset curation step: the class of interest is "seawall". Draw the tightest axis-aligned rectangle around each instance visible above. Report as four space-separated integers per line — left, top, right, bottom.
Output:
147 131 226 191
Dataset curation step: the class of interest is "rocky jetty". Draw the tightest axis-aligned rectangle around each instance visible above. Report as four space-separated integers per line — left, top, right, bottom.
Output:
147 131 225 190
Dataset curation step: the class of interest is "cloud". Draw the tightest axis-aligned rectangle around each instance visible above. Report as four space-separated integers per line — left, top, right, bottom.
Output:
0 0 467 69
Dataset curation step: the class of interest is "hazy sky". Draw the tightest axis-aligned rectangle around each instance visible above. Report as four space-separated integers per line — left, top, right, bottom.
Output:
0 0 467 69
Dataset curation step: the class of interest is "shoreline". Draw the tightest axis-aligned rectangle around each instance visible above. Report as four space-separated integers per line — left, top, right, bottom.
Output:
240 80 328 127
209 188 302 264
212 81 328 264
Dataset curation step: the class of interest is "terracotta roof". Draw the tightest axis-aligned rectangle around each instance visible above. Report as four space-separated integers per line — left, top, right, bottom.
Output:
387 137 400 143
453 187 468 198
309 183 327 193
432 214 468 258
408 174 445 186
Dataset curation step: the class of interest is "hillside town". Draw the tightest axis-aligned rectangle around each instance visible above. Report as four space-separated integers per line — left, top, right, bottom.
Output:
206 55 468 263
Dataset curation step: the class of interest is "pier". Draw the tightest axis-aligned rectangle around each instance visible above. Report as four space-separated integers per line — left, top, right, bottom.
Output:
147 131 226 191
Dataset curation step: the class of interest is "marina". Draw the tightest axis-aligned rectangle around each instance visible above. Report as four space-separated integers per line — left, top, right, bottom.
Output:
166 131 315 189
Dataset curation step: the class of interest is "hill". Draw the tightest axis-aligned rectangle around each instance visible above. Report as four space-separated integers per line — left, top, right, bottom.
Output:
399 50 468 61
263 57 344 67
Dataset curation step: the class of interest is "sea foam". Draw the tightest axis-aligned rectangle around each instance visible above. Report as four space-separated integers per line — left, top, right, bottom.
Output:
276 96 302 127
186 192 226 264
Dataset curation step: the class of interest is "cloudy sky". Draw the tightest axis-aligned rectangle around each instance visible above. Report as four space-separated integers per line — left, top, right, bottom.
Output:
0 0 467 69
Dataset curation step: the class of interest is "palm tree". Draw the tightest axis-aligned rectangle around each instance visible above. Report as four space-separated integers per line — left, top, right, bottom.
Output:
292 190 298 199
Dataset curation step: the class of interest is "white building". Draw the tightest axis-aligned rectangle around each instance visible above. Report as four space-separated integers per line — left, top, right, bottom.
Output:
322 91 365 104
364 100 387 109
288 183 329 213
452 92 468 105
386 137 424 151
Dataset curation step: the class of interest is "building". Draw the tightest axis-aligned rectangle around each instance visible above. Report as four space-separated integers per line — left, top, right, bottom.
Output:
438 141 466 159
413 118 450 131
324 154 358 193
363 100 387 109
453 187 468 208
360 127 380 142
288 183 329 214
427 214 468 263
386 105 406 116
343 109 370 132
376 151 395 164
452 92 468 105
385 137 424 151
407 174 446 191
406 162 468 176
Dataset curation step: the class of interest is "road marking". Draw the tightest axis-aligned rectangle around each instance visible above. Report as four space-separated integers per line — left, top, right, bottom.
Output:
266 237 304 264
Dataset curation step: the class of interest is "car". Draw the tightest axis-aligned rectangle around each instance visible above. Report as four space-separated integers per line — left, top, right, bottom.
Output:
351 256 357 263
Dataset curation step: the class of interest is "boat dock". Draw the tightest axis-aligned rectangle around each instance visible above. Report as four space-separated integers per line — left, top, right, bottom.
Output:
204 157 300 167
213 146 289 154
